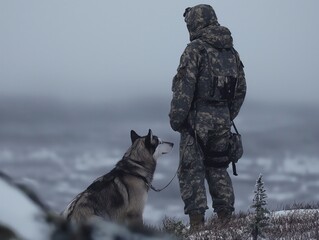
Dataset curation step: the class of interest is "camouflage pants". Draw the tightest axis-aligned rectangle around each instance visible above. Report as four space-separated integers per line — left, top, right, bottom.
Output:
177 128 235 215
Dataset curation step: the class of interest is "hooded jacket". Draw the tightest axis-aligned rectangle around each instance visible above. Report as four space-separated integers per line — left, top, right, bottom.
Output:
169 4 246 132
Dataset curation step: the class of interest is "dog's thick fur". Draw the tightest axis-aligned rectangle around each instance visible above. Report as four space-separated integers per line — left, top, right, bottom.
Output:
62 130 173 226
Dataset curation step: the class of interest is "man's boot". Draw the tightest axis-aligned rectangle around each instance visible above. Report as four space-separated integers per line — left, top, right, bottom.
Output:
189 213 205 231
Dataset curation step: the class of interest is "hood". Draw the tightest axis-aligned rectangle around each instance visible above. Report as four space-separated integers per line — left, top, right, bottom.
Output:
184 4 233 48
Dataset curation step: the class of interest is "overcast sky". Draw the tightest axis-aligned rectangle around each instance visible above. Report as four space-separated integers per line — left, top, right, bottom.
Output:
1 0 319 104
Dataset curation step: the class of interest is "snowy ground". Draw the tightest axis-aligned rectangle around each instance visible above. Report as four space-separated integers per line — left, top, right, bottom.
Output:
0 173 53 240
185 209 319 240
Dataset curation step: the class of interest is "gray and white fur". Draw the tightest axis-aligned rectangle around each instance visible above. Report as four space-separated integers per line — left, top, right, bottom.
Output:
62 129 173 226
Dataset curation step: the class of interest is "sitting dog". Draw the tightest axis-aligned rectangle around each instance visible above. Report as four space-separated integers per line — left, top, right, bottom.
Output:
62 129 174 226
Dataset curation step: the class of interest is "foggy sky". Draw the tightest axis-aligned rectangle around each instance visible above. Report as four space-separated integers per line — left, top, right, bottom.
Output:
1 0 319 104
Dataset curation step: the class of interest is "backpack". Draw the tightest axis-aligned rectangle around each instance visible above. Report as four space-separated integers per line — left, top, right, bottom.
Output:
193 42 244 175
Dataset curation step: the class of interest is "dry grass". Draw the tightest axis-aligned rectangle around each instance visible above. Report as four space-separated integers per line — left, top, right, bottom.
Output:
161 204 319 240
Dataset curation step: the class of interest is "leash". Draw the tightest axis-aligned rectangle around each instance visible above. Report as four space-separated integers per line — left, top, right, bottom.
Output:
150 138 189 192
150 171 177 192
150 136 189 192
123 156 178 192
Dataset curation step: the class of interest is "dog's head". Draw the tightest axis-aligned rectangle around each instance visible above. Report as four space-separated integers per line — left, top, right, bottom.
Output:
130 129 174 161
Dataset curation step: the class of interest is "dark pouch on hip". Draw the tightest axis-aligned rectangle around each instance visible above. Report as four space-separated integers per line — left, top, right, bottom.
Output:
203 131 231 168
229 130 243 163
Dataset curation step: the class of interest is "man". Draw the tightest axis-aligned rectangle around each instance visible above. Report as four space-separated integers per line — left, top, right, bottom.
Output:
169 4 246 228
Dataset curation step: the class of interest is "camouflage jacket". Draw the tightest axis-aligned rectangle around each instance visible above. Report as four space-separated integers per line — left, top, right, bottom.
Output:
169 5 246 132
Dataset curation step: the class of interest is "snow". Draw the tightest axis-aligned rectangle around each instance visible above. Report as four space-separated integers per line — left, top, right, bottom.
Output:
0 177 52 240
273 208 319 217
74 153 116 171
281 155 319 174
267 191 295 201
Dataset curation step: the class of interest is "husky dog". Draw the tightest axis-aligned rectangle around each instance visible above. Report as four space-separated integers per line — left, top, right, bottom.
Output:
62 129 174 226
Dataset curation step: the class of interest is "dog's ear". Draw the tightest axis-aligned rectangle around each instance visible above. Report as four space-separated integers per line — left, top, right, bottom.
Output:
148 129 153 139
145 129 153 148
130 130 140 144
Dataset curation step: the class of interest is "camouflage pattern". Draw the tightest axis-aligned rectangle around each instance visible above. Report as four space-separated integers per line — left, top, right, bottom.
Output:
169 4 246 215
178 131 235 215
177 133 208 215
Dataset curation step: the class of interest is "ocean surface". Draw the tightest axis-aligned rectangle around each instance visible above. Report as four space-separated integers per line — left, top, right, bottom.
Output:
1 97 319 225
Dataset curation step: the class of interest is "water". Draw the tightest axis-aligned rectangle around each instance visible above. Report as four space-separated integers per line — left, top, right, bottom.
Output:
1 97 319 225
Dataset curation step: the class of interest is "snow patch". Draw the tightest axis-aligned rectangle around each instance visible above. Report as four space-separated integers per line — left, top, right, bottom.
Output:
282 156 319 174
74 153 116 171
273 209 319 217
0 177 52 240
143 205 166 225
267 174 298 183
267 191 295 201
